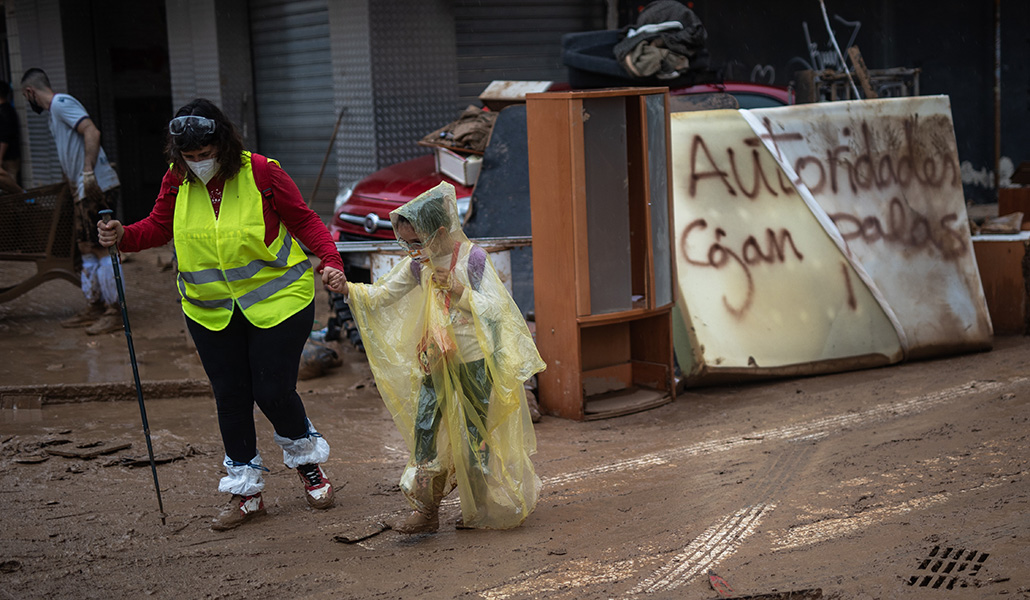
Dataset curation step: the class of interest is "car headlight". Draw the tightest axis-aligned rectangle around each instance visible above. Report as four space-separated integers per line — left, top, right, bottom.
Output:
333 181 358 214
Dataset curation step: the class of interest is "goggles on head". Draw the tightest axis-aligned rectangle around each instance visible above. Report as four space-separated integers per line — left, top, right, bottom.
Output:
169 115 216 137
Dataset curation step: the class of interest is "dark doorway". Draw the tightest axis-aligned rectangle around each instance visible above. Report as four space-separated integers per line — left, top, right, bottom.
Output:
60 0 173 223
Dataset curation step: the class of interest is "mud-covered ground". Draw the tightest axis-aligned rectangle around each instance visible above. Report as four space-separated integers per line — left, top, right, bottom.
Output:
1 247 1028 599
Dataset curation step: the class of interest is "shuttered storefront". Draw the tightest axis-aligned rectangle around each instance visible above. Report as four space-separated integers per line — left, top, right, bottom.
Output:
249 0 336 212
453 0 606 105
247 0 606 212
14 1 68 189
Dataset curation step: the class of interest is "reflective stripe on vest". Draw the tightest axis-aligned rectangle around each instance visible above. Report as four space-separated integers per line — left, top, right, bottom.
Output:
178 230 298 286
173 152 313 330
176 255 312 311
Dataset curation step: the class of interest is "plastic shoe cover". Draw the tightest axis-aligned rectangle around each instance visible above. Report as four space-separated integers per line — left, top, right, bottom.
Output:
211 493 266 531
274 420 330 469
296 463 335 509
218 453 268 497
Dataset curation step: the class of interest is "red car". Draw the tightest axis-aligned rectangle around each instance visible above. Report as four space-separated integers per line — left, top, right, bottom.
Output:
330 155 473 243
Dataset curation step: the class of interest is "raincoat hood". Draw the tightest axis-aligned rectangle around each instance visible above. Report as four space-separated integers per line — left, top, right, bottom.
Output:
390 182 465 263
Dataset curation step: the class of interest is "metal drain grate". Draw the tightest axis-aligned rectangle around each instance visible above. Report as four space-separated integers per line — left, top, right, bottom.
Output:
906 546 989 589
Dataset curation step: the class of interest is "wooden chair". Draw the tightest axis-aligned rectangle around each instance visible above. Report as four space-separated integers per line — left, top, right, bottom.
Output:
0 183 78 303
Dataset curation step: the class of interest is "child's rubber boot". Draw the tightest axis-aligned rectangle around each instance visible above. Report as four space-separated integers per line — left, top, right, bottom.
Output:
393 507 439 534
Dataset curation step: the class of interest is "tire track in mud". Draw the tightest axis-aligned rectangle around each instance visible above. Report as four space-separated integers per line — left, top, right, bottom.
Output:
627 502 777 595
627 441 815 595
470 377 1021 599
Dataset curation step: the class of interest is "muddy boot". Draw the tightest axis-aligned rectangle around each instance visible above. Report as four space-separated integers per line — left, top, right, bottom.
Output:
85 305 122 335
61 302 105 328
394 467 447 534
211 493 266 531
393 507 440 534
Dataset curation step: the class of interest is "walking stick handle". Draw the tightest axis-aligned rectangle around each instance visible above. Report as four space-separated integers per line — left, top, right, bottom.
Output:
98 209 118 256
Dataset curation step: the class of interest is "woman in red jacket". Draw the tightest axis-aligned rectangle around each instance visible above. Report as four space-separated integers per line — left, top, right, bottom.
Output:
98 99 344 531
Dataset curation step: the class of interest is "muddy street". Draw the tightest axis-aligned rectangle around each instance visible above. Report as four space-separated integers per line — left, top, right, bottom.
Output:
1 248 1028 599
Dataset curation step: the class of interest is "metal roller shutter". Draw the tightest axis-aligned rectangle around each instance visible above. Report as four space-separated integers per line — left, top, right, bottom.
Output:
249 0 335 210
454 0 606 105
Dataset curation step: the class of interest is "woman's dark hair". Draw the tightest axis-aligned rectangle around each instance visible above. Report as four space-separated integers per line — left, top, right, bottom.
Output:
165 99 245 182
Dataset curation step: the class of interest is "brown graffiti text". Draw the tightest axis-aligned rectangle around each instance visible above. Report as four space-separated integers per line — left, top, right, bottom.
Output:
680 218 804 317
687 117 961 200
829 198 967 260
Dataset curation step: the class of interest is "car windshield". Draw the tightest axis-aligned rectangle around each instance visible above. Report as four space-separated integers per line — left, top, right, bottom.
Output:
730 92 787 109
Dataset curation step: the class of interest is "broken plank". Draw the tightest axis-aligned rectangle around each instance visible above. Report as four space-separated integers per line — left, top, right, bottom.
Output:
46 442 132 459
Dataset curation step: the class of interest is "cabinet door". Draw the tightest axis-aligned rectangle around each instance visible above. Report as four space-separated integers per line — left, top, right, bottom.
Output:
645 93 674 308
583 97 633 315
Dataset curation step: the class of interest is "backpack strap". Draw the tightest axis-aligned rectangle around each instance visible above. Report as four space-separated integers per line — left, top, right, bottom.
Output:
468 244 487 292
166 164 183 194
250 152 275 206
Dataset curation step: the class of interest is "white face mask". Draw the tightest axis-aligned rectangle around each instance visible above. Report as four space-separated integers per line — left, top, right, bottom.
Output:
186 158 219 184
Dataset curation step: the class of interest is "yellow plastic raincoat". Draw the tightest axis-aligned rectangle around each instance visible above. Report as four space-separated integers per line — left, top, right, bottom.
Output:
347 182 545 529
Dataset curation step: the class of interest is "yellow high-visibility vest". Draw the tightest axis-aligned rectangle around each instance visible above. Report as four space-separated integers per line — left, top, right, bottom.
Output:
173 152 313 330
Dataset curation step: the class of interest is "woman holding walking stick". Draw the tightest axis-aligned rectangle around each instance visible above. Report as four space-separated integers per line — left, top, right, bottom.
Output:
97 99 344 531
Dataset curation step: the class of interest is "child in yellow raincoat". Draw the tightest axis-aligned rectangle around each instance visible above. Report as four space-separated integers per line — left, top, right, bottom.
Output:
327 181 544 533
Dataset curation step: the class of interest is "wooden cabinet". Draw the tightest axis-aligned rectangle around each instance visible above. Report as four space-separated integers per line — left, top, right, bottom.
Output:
527 87 676 420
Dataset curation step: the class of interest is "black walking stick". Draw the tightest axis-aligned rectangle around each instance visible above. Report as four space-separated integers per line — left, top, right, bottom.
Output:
99 209 166 525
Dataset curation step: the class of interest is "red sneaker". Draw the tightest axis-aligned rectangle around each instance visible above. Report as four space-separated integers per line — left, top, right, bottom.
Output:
297 463 335 509
211 493 266 531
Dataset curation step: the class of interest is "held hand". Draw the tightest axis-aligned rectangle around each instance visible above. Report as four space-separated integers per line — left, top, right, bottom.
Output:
322 266 349 295
97 218 124 248
82 171 104 201
433 267 464 297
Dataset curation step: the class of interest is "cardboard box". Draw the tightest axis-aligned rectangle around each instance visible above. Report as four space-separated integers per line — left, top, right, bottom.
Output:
479 80 552 111
434 146 482 186
972 232 1030 335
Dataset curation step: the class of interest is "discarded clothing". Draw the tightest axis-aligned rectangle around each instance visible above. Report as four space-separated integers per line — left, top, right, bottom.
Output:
613 0 708 79
421 106 498 154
